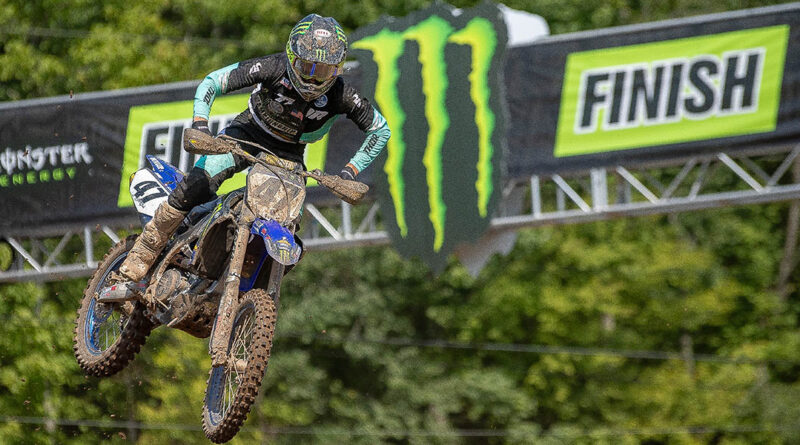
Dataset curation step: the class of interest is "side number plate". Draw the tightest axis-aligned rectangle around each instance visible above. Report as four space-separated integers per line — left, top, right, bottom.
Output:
130 170 169 217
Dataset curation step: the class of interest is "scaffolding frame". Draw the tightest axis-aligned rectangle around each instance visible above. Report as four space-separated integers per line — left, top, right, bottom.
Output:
3 144 800 282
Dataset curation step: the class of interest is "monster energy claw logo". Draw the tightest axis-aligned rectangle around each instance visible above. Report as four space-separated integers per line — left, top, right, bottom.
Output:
352 2 507 267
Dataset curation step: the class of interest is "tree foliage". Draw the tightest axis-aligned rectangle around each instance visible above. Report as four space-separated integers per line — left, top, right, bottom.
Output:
2 0 800 443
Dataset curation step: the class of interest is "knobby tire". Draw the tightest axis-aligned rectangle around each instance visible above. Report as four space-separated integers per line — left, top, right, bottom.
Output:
73 235 155 377
202 288 277 443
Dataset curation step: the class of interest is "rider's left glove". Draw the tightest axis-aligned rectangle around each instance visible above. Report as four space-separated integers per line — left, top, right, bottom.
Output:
192 117 212 136
339 163 358 181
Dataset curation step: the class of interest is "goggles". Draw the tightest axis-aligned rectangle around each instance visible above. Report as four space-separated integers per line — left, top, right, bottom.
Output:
292 58 341 83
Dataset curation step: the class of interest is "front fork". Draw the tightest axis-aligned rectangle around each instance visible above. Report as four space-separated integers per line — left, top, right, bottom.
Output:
208 211 285 367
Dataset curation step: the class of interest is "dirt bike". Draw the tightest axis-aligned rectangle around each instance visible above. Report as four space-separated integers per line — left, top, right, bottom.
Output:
72 129 367 443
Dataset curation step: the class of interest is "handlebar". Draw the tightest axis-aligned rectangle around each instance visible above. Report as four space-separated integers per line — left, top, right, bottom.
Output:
183 128 369 205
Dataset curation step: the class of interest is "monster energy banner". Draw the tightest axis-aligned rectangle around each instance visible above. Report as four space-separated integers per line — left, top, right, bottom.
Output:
3 2 800 271
509 3 800 176
0 83 367 234
350 2 509 269
0 83 197 233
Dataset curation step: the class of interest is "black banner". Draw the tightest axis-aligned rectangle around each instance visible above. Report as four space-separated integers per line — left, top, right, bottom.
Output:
3 3 800 235
507 3 800 177
0 82 369 235
0 83 192 234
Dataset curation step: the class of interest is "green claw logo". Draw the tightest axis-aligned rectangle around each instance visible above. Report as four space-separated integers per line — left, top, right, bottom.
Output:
351 2 508 269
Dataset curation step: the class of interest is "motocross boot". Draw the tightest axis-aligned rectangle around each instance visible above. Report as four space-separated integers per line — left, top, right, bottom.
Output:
110 201 187 285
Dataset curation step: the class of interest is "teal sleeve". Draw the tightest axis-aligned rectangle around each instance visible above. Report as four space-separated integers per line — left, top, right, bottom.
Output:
300 115 340 143
193 62 239 120
348 107 391 174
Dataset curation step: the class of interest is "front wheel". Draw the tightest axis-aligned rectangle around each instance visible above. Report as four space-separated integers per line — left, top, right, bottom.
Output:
202 289 277 443
73 235 155 377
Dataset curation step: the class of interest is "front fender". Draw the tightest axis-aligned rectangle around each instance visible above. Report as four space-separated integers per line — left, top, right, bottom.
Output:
251 218 302 265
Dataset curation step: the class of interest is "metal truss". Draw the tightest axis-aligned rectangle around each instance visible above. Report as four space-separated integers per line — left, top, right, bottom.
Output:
493 144 800 231
4 144 800 282
1 226 121 282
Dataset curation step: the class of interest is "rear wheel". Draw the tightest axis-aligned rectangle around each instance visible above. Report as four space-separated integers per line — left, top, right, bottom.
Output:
73 235 155 377
202 288 277 443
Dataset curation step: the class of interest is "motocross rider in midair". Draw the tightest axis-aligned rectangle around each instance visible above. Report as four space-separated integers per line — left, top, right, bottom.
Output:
111 14 390 285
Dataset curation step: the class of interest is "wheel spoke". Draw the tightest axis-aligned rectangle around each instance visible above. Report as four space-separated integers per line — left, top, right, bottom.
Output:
217 306 256 419
223 370 232 415
85 253 131 355
86 299 128 355
233 315 254 362
96 310 126 351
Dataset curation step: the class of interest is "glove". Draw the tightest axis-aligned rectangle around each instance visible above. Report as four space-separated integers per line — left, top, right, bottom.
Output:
339 163 358 181
191 118 212 136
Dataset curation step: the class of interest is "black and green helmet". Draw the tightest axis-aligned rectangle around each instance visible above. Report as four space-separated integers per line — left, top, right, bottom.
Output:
285 14 348 101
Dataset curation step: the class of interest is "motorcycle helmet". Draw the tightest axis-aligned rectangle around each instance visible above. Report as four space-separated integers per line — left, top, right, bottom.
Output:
285 14 347 101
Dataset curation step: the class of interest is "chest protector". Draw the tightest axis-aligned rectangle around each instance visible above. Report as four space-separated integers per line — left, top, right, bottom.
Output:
248 76 335 143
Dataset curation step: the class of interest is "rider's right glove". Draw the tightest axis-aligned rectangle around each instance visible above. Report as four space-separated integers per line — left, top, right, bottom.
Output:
339 163 358 181
191 117 212 136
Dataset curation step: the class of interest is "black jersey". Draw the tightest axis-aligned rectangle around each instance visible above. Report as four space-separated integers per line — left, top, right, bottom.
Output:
194 53 376 162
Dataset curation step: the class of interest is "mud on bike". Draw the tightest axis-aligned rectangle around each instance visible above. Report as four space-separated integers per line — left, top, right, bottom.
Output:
72 128 366 443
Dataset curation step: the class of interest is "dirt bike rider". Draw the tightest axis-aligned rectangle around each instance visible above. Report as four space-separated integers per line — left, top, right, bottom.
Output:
111 14 390 286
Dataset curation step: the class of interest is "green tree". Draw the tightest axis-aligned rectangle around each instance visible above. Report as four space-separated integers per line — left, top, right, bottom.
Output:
3 1 800 444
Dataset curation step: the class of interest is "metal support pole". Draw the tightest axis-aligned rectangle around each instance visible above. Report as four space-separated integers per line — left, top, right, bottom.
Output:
341 201 352 238
83 226 94 267
591 168 608 211
531 175 542 218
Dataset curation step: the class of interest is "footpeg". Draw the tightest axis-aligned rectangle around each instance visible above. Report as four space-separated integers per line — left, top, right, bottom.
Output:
97 281 147 303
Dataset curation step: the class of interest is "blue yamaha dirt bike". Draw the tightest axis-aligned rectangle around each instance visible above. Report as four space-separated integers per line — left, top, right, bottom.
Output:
72 129 367 443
